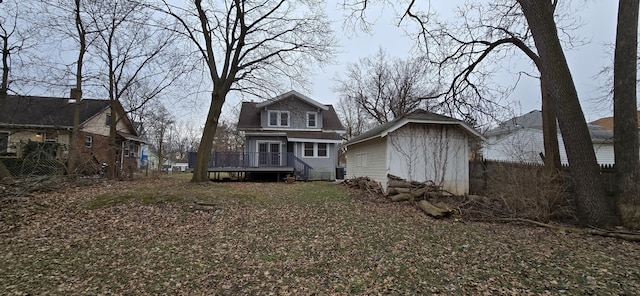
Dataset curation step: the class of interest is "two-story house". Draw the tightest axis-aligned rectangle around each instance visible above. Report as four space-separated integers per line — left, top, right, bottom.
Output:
0 94 145 175
236 90 346 180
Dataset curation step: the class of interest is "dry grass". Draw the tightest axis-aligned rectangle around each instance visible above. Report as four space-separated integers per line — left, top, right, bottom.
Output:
1 177 639 295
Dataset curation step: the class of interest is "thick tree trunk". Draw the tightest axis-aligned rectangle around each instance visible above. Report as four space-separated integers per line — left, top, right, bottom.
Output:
68 0 87 175
613 0 640 226
191 89 226 182
0 36 13 182
541 76 561 171
518 0 619 227
68 89 81 174
108 100 118 179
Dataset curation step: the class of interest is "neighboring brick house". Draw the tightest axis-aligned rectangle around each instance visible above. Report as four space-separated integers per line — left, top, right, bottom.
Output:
0 94 145 174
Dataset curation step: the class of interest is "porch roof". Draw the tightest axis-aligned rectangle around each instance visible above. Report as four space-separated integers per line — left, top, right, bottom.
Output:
117 132 147 143
245 131 342 142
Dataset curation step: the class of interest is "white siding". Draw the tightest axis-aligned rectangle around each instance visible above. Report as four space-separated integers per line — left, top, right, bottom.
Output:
346 137 387 187
82 109 129 136
483 129 569 164
388 124 470 195
484 128 619 165
593 143 614 165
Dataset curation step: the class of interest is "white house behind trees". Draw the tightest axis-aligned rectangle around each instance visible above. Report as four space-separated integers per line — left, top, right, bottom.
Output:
343 110 484 195
483 110 619 165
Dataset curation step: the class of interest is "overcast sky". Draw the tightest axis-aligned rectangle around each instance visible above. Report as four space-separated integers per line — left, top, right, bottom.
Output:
301 0 619 123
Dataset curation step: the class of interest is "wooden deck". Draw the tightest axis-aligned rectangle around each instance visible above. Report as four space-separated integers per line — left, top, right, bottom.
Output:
189 152 311 181
206 166 294 181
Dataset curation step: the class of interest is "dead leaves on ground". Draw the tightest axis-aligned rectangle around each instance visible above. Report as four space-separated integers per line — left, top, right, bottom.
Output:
1 178 639 295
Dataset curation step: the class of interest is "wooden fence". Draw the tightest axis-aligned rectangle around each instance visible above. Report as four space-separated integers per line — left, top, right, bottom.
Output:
469 160 616 195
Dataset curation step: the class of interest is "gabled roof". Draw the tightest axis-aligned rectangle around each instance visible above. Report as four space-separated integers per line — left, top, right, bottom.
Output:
237 93 345 132
344 109 484 147
485 110 543 136
487 110 614 143
256 90 329 111
0 95 110 128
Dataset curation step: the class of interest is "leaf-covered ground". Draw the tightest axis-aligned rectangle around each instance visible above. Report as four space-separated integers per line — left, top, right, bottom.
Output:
1 177 639 295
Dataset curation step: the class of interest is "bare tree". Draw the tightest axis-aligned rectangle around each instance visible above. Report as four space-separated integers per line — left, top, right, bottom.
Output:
39 0 97 174
341 0 618 227
170 120 201 161
145 103 175 172
336 94 372 140
0 0 39 96
87 0 183 178
515 1 617 227
160 0 336 182
0 0 39 180
613 0 639 226
336 48 437 125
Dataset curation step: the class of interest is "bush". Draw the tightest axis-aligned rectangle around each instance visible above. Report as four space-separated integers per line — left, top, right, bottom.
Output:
485 162 575 222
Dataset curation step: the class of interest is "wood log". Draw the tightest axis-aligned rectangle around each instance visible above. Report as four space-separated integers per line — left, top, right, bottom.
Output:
387 187 412 195
389 187 429 202
418 200 454 218
388 179 413 188
390 193 412 202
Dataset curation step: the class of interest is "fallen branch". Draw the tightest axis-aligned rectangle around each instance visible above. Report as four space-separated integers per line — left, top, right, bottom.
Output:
485 217 640 242
417 200 455 218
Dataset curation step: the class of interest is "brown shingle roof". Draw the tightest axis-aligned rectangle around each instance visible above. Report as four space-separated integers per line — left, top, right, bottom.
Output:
237 101 345 131
286 131 343 141
590 111 640 130
237 101 261 129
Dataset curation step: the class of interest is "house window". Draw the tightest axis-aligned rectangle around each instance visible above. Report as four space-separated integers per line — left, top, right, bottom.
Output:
304 142 314 157
303 142 329 158
355 153 367 167
268 111 289 127
0 132 8 153
307 112 317 128
317 143 327 157
85 136 93 148
106 114 111 127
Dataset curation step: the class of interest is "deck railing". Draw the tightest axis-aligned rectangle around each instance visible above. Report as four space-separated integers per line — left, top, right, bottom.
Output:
188 152 312 180
189 152 311 169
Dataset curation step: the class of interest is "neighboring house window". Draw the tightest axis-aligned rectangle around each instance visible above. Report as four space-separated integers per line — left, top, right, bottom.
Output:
85 136 93 148
106 114 111 126
0 132 8 153
303 142 329 158
44 132 57 143
355 153 367 167
124 142 137 157
268 110 289 127
307 112 317 128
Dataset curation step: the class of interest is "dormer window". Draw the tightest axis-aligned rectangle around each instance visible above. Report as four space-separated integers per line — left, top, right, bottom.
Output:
268 110 289 127
307 112 317 128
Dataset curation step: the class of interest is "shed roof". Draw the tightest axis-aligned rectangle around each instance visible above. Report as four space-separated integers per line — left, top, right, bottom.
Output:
344 109 484 147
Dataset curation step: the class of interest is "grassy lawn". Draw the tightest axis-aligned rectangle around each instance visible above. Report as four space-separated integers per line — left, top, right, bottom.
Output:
1 177 639 295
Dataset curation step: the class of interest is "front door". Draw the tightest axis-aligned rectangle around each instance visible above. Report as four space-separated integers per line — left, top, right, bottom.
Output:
258 142 281 166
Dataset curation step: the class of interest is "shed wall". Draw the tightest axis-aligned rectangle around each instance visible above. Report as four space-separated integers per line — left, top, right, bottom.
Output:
388 123 470 195
346 136 388 187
